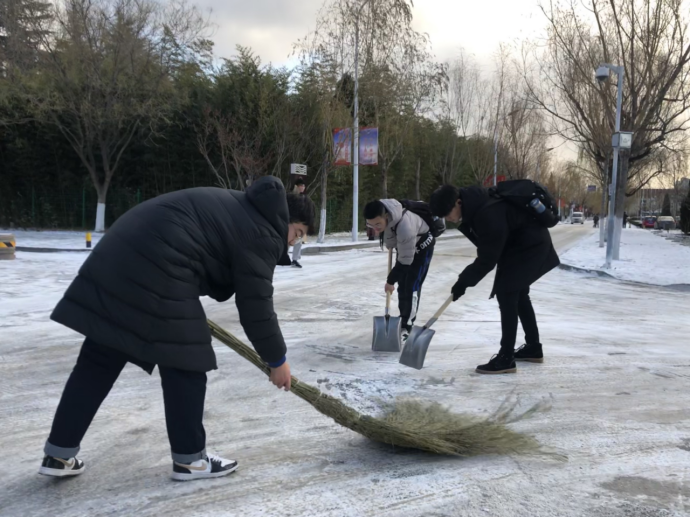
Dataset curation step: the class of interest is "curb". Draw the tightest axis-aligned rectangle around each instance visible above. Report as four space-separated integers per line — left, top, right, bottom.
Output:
300 233 463 255
15 246 92 253
14 233 464 255
558 263 690 292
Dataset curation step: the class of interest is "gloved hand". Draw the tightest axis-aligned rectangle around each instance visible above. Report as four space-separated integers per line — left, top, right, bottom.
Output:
451 278 466 301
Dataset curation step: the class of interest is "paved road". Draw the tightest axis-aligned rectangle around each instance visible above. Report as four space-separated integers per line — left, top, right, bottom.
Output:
1 224 689 516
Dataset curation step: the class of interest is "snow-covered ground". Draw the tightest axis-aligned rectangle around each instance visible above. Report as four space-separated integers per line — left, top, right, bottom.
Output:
560 226 690 286
1 225 689 516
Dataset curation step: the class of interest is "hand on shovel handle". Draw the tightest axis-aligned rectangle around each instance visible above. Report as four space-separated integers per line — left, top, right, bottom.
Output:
385 283 395 294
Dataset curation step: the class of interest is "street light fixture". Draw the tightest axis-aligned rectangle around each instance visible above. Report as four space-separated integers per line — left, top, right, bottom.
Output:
535 146 555 184
595 62 627 269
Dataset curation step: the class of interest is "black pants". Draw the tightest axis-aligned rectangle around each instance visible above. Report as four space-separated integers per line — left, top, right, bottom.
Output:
496 287 540 354
45 338 207 464
397 239 435 330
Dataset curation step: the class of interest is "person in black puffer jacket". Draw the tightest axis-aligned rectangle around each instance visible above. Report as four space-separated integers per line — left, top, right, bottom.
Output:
39 176 315 482
430 184 559 375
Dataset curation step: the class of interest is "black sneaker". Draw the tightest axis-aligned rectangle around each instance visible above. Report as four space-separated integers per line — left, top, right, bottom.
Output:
172 454 238 481
291 260 302 268
476 352 517 374
514 343 544 363
401 325 412 342
38 455 85 477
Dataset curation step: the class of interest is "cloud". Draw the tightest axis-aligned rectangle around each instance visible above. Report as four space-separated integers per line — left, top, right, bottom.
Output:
195 0 324 65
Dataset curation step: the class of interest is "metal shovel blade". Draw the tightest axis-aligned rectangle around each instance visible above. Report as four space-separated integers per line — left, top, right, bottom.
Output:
372 315 402 352
399 325 435 369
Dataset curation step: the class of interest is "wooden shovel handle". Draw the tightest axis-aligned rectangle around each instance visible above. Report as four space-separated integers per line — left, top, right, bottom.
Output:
424 295 454 328
385 248 393 312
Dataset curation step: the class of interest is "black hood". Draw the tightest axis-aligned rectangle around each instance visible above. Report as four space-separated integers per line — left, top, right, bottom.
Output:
246 176 291 265
459 186 492 225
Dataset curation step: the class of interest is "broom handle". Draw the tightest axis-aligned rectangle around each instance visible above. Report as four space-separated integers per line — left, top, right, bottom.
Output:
207 319 303 389
423 295 454 329
385 248 393 315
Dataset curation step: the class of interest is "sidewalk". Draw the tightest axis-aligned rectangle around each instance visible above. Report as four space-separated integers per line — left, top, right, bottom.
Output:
560 226 690 286
3 228 463 255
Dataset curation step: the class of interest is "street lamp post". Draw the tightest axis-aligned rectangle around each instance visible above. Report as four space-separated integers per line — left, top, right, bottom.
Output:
596 63 625 269
351 0 372 242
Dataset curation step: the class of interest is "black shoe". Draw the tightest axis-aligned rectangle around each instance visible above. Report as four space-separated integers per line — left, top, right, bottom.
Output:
476 352 517 374
291 260 302 268
172 454 238 481
401 325 411 342
38 455 85 477
514 343 544 363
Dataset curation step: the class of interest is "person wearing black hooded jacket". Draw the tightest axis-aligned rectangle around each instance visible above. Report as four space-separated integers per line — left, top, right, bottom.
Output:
39 176 315 481
430 184 560 374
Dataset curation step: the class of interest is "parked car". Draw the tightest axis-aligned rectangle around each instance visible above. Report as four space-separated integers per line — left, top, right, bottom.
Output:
642 216 657 229
656 216 676 230
571 212 585 224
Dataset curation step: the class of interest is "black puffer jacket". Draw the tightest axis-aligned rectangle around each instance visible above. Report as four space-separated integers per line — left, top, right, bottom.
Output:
456 186 560 297
51 176 291 372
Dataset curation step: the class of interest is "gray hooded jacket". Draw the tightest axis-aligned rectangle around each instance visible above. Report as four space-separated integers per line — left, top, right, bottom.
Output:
381 199 429 284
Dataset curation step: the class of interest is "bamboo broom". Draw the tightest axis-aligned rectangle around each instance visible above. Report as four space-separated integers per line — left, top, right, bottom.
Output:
209 319 552 457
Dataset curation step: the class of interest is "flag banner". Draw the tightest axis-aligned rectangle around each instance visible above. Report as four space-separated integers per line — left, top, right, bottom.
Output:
359 127 379 165
333 128 352 166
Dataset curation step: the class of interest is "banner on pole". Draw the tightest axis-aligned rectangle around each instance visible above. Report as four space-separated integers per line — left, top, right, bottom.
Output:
359 127 379 165
333 128 352 166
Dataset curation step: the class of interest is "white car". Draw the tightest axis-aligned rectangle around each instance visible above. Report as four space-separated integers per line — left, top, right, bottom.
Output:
571 212 585 224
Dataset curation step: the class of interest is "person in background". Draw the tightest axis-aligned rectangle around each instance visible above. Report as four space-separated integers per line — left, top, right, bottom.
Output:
623 211 628 228
364 199 435 341
593 214 600 228
429 184 560 374
40 176 315 481
291 178 307 268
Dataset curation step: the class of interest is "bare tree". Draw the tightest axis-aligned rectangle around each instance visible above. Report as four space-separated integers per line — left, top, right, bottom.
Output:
19 0 210 231
522 0 690 231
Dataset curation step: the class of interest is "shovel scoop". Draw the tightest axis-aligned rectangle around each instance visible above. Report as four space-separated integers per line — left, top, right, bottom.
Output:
399 295 453 369
372 293 402 352
372 249 402 352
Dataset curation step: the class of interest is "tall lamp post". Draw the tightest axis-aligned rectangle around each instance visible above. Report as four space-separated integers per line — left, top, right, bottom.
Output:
595 64 632 269
535 147 555 184
351 0 372 242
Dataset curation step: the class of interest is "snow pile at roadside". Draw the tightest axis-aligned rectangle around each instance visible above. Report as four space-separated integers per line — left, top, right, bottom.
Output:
560 226 690 286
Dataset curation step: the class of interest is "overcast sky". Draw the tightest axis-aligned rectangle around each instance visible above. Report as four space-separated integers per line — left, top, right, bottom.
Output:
195 0 550 71
194 0 578 159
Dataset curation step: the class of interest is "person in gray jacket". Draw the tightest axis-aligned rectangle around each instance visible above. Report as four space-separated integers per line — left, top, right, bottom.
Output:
364 199 435 339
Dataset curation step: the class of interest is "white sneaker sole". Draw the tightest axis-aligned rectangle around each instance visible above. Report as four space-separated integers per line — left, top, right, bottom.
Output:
171 463 238 482
38 466 85 477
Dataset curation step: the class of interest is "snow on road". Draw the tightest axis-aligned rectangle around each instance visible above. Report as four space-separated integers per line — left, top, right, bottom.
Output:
1 224 689 516
560 226 690 286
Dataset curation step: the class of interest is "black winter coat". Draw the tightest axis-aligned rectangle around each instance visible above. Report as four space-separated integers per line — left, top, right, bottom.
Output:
456 186 560 297
51 177 292 372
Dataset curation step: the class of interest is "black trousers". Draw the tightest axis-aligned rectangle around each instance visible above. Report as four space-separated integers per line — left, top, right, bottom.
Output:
45 338 207 464
397 239 435 330
496 287 540 354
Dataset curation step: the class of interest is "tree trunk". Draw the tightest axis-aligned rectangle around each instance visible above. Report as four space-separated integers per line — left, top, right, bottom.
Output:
94 183 108 232
415 158 421 199
381 158 388 198
318 151 328 244
599 154 611 248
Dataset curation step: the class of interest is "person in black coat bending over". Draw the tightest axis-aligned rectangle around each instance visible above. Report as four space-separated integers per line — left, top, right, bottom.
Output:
430 184 560 374
40 176 315 481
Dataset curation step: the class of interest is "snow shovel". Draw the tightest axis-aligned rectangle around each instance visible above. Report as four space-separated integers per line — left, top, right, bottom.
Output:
399 295 454 370
372 249 402 352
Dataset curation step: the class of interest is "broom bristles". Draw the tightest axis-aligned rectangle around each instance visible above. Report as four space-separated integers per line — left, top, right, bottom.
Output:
208 319 556 458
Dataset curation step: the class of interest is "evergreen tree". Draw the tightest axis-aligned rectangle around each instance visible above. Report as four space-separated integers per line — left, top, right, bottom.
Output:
661 193 672 216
